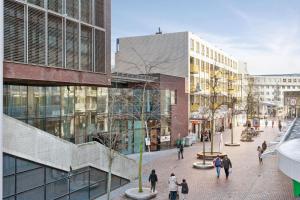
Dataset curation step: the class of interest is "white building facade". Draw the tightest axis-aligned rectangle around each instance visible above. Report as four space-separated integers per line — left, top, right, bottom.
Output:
253 74 300 117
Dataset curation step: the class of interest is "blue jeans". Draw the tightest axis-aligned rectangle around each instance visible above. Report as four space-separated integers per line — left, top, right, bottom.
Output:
216 167 221 177
170 191 177 200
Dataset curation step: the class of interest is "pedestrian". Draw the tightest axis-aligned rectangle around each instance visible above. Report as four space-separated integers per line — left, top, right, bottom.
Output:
257 146 263 164
272 120 274 128
148 169 158 193
168 173 178 200
178 143 184 159
265 119 268 127
278 120 282 132
262 141 267 153
208 129 211 142
222 155 232 179
177 179 189 200
213 155 223 178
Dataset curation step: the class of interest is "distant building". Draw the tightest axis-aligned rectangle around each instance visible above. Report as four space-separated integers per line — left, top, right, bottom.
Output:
114 31 245 135
283 91 300 118
252 74 300 117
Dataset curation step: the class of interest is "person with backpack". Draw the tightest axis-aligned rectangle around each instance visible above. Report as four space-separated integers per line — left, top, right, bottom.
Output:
168 173 178 200
222 155 232 179
177 179 189 200
148 169 158 193
213 155 222 178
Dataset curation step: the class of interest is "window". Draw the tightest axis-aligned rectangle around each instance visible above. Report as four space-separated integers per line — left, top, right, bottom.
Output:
28 0 44 8
196 42 199 53
66 20 79 70
66 0 79 19
294 79 297 82
48 0 63 13
95 0 105 27
81 0 92 23
190 39 194 51
206 47 209 57
201 44 204 55
288 79 291 82
4 1 25 62
28 7 45 65
95 30 106 73
48 14 63 67
81 25 93 71
283 79 286 82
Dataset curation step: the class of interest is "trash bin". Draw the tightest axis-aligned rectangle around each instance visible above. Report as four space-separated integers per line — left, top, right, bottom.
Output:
185 136 193 146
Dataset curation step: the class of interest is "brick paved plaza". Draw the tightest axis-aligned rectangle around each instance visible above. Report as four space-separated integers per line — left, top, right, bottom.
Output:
101 124 295 200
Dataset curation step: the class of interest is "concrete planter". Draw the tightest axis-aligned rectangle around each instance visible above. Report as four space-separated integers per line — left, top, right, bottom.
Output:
197 152 226 160
240 139 254 142
125 188 157 200
193 161 214 169
225 142 240 146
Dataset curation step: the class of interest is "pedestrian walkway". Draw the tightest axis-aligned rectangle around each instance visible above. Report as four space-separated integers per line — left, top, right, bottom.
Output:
99 124 294 200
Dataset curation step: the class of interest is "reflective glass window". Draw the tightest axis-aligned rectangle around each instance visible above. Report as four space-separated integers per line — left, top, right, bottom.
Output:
16 158 40 173
46 117 61 137
4 175 15 198
70 171 89 192
75 86 86 113
4 154 15 176
16 186 44 200
111 175 121 190
61 116 75 142
81 0 92 24
46 87 61 117
16 168 44 193
70 187 89 200
6 85 27 119
66 0 79 19
46 167 68 184
80 25 93 71
90 168 106 184
28 86 46 118
94 0 105 28
90 180 106 199
66 20 79 70
61 86 75 116
97 88 108 114
48 14 63 67
46 179 69 200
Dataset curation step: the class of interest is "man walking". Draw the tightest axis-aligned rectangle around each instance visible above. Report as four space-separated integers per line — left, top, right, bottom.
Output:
222 155 232 179
178 143 184 159
278 120 282 132
148 169 158 193
213 155 222 178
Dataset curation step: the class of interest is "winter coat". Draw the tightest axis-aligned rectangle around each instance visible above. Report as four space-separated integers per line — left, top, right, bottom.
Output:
149 173 158 183
178 182 189 194
222 158 232 169
168 176 178 192
214 157 222 167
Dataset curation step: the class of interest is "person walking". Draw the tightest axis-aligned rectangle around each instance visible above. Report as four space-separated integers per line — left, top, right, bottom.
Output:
262 141 267 153
213 155 223 178
278 120 282 132
257 146 263 164
178 143 184 159
177 179 189 200
272 120 274 128
265 119 268 128
169 173 178 200
148 169 158 193
222 155 232 179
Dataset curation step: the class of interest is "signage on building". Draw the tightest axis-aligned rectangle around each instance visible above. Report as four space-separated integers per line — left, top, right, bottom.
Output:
145 137 151 146
290 98 297 106
160 135 171 142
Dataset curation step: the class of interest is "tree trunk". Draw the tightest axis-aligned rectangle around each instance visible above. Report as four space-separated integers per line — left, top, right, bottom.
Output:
106 151 113 200
210 113 215 154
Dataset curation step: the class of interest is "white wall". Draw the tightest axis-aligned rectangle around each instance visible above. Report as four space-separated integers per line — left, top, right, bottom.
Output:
3 115 138 180
115 32 189 78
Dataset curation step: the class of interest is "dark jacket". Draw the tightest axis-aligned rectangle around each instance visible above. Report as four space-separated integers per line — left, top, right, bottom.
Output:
149 173 158 183
222 158 232 169
178 182 189 194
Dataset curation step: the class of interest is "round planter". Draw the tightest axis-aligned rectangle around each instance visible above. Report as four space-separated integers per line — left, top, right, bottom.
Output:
125 188 157 200
193 161 214 169
240 139 254 142
197 152 226 160
225 142 241 146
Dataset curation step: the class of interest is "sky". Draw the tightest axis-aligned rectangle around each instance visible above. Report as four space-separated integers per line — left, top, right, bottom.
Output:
112 0 300 75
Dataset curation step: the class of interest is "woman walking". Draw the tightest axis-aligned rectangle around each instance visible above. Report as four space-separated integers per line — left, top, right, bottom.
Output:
169 173 178 200
257 146 263 164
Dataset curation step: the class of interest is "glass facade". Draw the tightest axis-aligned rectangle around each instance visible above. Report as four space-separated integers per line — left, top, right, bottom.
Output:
4 0 106 73
3 154 129 200
4 84 173 154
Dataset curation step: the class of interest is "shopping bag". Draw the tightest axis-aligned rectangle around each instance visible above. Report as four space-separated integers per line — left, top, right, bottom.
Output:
229 168 233 174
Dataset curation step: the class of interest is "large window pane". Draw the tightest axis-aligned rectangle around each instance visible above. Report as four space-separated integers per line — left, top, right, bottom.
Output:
95 29 105 73
75 114 86 144
4 0 25 62
70 171 89 192
61 86 75 116
16 168 44 193
80 25 93 71
94 0 104 28
46 179 68 200
75 86 85 112
28 7 45 65
48 14 63 67
111 175 121 190
28 0 44 8
46 87 61 117
28 86 46 118
16 159 40 173
4 154 15 176
86 87 97 138
16 186 44 200
4 175 15 198
28 118 45 131
6 85 27 119
90 180 106 199
46 117 61 137
48 0 62 13
90 168 106 184
81 0 92 24
46 168 68 184
61 117 75 142
97 88 108 114
70 187 89 200
66 20 79 70
66 0 78 19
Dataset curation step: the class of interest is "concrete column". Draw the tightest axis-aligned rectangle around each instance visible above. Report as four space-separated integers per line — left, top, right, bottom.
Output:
0 0 3 197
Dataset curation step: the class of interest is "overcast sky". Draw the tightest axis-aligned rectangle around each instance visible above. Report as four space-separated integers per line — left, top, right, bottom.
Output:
112 0 300 75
